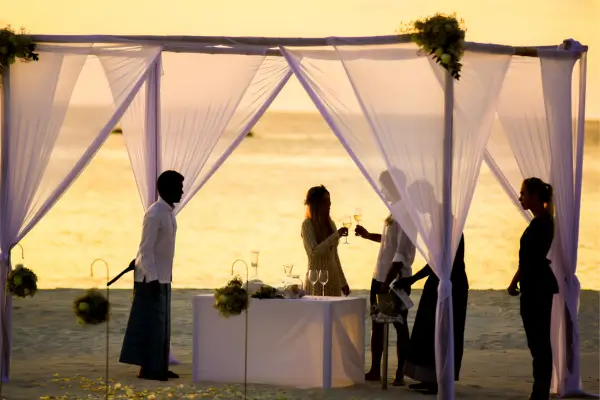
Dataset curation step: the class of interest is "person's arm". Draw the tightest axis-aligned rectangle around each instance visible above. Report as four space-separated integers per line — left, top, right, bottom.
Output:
355 225 381 243
509 270 521 288
137 208 161 278
301 219 340 257
366 233 382 243
409 264 432 284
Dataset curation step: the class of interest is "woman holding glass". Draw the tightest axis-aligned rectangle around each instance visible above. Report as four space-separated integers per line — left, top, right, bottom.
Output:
301 185 350 296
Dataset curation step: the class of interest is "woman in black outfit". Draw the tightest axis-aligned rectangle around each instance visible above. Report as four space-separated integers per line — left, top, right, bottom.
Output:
508 177 558 400
392 178 469 395
394 234 468 395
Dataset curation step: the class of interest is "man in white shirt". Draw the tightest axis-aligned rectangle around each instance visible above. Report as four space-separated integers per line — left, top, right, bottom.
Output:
355 170 416 386
120 170 184 381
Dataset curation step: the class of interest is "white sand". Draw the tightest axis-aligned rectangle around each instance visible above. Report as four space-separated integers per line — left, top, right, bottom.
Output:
3 289 598 399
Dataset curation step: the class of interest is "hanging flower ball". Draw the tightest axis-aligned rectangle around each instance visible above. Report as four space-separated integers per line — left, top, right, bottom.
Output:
397 13 466 80
6 264 38 298
73 289 110 325
0 25 39 77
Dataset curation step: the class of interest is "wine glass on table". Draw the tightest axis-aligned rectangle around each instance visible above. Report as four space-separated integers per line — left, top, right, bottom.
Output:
318 270 329 297
341 216 352 244
307 270 318 296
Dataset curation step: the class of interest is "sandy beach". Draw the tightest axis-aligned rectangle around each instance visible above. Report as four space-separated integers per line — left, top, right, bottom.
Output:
3 288 598 399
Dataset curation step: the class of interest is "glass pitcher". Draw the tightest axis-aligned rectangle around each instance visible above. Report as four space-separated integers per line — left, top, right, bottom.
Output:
279 265 304 298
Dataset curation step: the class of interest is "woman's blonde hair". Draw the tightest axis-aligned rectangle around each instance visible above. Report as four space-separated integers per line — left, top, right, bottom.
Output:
523 177 554 218
305 185 333 243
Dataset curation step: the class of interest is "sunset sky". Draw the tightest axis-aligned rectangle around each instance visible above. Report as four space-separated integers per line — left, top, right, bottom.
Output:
2 0 598 117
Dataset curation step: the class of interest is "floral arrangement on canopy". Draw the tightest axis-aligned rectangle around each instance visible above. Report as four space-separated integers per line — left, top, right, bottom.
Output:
399 13 466 80
214 277 250 317
0 26 39 78
73 289 110 325
6 264 38 298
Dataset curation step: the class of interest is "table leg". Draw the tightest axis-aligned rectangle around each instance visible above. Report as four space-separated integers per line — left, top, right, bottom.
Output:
382 322 389 390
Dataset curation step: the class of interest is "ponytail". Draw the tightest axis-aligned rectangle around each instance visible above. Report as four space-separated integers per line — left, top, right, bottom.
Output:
544 183 554 218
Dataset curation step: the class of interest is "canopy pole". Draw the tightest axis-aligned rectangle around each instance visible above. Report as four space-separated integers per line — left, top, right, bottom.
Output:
28 34 587 58
439 69 455 400
145 55 162 203
0 65 12 387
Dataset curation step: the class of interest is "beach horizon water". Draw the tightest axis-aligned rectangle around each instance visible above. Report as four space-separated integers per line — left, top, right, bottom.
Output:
18 110 600 291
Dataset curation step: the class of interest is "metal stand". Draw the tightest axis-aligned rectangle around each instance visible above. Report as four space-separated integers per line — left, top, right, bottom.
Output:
382 322 389 390
231 259 249 400
91 259 110 400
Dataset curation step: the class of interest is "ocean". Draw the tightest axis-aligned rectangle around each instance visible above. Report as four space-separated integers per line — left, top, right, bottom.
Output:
17 111 600 291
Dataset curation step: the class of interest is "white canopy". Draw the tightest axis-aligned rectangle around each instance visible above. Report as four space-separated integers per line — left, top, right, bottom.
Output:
0 33 589 399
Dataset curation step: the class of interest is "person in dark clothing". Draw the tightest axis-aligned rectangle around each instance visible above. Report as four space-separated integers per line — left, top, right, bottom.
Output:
392 178 469 395
394 234 468 395
508 177 558 400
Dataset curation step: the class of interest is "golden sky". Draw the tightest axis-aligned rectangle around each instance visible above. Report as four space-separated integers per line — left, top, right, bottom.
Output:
2 0 599 117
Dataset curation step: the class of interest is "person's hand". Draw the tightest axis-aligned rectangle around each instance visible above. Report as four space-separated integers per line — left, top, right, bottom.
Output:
355 225 369 238
393 277 412 290
337 227 349 237
341 284 351 296
507 283 520 297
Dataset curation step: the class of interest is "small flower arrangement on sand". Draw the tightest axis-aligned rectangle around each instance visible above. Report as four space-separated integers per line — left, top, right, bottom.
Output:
214 277 250 317
6 264 38 298
73 289 110 325
0 25 39 76
399 13 466 80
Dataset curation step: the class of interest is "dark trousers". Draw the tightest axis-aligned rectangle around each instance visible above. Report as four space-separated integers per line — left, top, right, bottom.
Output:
369 278 410 378
120 279 171 379
520 292 554 400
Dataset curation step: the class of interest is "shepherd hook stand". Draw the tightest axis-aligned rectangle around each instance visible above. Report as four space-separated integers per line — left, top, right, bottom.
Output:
231 259 249 400
91 259 110 400
0 243 23 398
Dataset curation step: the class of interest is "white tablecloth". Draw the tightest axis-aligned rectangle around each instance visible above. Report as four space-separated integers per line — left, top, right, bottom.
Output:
192 295 365 388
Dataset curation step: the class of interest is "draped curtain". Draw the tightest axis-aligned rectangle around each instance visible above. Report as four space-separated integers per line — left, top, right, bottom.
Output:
484 50 588 396
112 50 291 363
0 43 160 381
282 41 510 399
116 50 291 213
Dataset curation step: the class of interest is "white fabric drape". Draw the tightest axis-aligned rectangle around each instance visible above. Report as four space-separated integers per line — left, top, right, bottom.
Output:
114 51 290 364
0 43 160 381
282 42 510 399
484 52 588 396
118 51 291 213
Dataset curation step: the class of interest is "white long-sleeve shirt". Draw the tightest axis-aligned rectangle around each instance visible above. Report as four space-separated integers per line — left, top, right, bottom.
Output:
373 216 416 282
134 197 177 284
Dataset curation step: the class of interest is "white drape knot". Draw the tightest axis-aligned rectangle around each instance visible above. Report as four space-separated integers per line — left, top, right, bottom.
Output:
437 278 453 304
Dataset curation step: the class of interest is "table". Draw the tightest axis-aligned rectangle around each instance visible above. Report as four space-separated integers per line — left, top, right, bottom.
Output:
193 295 365 388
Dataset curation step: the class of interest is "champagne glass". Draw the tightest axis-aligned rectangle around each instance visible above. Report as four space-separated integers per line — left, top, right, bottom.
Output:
353 207 362 226
307 270 318 296
341 216 352 244
318 270 329 297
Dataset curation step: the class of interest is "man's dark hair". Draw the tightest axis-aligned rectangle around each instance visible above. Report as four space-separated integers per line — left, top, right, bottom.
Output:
157 170 184 198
